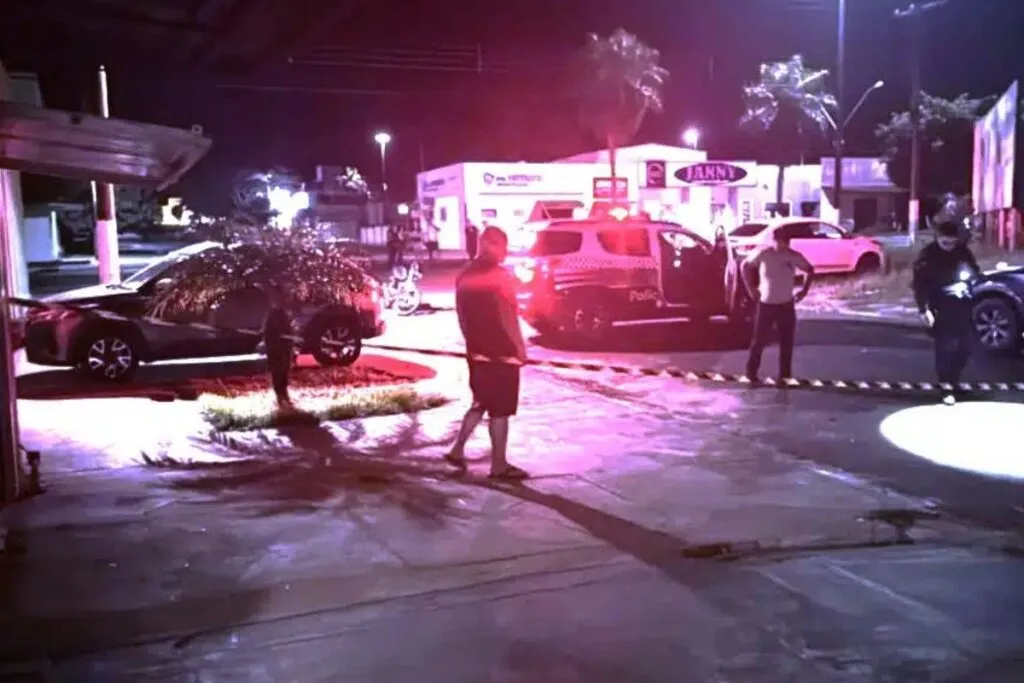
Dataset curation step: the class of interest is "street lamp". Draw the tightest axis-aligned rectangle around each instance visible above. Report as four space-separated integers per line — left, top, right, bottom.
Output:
373 131 391 192
682 127 700 149
830 79 884 225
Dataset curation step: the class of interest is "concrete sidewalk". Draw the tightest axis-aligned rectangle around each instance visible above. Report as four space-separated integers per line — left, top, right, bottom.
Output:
3 363 1024 681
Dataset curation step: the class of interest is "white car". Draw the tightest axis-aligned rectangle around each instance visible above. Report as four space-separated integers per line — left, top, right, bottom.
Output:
729 218 886 275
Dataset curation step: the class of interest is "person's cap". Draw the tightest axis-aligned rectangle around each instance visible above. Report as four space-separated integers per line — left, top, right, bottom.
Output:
933 220 960 238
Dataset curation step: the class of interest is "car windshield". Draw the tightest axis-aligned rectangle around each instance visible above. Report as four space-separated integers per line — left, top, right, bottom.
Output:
121 243 216 287
730 223 768 237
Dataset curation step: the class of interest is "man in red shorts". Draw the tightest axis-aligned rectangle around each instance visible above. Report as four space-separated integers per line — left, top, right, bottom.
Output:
445 226 528 479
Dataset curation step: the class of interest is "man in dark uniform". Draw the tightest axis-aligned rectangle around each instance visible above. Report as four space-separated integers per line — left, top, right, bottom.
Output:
259 279 295 410
446 226 528 479
912 219 982 404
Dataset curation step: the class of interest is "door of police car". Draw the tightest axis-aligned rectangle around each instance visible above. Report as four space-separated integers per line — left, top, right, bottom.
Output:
652 224 715 309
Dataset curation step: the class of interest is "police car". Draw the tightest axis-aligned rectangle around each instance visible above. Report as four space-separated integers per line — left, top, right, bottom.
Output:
506 212 753 343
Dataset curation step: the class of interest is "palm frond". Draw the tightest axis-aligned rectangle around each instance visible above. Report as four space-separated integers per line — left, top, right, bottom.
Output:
576 28 670 145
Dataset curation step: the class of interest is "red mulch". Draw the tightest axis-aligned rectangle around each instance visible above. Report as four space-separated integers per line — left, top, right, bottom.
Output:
17 354 436 401
194 354 435 397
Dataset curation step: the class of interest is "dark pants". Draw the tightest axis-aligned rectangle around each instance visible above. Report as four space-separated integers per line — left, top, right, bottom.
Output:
264 308 294 403
933 299 973 386
746 301 796 380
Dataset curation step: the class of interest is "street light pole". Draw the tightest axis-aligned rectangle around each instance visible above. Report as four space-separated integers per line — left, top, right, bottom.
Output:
895 1 948 243
833 0 847 226
373 131 391 224
374 132 391 191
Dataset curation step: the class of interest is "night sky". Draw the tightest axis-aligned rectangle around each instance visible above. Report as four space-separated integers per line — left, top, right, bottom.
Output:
2 0 1023 212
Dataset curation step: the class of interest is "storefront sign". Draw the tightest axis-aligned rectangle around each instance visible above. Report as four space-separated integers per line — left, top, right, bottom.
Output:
482 171 544 188
593 177 629 199
673 162 754 186
420 173 460 194
644 160 666 188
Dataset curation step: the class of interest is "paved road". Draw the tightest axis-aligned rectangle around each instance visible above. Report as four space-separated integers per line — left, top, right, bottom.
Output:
380 310 1024 531
22 264 1024 528
9 344 1024 681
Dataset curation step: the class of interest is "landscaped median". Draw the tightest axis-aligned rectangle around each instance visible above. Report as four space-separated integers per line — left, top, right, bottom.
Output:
198 354 452 432
801 242 1020 320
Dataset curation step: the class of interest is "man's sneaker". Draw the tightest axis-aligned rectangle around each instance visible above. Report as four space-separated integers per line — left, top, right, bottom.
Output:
942 393 956 406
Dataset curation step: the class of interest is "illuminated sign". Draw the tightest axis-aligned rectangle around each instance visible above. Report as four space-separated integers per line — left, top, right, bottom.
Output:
673 162 751 186
482 172 543 188
593 177 629 199
645 160 666 188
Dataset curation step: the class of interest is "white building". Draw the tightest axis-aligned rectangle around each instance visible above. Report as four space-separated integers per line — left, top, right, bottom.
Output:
413 144 904 251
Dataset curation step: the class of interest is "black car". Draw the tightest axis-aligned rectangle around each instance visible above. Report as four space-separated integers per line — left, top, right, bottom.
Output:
23 241 386 381
972 263 1024 352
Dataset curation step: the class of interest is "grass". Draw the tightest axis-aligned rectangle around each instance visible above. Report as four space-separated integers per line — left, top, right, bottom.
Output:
806 242 1021 309
200 384 450 432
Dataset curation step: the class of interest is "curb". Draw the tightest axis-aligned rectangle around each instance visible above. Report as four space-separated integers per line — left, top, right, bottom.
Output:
802 308 921 329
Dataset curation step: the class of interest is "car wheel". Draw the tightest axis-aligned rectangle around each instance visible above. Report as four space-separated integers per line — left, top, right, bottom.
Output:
77 328 140 382
854 253 882 275
309 316 362 367
568 298 611 344
972 297 1019 353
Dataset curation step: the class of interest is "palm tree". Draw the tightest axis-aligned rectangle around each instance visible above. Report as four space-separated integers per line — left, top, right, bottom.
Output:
577 29 669 195
741 55 837 205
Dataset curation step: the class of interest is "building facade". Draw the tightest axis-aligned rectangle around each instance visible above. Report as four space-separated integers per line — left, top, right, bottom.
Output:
412 144 905 251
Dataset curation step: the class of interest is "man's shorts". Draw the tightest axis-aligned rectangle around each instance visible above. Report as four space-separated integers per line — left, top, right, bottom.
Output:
467 359 521 418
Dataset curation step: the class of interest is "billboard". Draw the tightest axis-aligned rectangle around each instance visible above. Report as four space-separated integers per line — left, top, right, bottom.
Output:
973 80 1018 212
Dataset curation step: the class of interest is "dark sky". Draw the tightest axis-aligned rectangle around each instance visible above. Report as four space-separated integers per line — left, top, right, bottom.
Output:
3 0 1023 211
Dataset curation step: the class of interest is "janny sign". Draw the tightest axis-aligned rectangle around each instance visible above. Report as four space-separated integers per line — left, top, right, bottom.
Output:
674 162 749 186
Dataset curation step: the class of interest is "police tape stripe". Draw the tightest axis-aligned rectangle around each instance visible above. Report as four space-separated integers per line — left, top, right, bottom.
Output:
6 295 1023 394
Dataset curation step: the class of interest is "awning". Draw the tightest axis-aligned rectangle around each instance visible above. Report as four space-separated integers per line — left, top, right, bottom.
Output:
0 101 211 190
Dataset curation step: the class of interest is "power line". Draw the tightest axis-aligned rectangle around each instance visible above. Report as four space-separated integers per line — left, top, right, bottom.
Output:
286 56 559 75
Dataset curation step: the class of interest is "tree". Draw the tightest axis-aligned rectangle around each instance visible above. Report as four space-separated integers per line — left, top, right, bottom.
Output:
576 28 669 189
740 55 837 204
875 92 987 210
153 168 368 320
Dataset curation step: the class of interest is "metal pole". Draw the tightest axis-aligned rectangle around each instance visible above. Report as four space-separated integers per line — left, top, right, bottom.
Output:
0 166 22 504
833 0 846 227
908 15 923 243
94 66 120 284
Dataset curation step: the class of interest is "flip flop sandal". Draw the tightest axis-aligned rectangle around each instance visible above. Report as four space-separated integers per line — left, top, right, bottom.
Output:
488 465 529 480
444 452 469 470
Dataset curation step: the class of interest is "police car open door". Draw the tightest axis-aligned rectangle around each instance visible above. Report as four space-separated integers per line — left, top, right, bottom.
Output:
654 226 724 312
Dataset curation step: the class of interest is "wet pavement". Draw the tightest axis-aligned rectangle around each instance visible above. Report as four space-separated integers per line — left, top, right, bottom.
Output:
4 340 1024 680
4 307 1024 680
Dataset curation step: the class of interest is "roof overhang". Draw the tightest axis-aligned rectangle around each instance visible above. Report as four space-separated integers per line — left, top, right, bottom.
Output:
0 101 211 190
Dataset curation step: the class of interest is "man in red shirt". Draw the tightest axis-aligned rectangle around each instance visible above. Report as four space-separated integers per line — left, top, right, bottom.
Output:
445 226 528 479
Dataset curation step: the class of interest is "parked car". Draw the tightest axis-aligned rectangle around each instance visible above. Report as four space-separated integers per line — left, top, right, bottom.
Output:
506 215 752 344
729 218 886 275
970 262 1024 353
22 241 385 382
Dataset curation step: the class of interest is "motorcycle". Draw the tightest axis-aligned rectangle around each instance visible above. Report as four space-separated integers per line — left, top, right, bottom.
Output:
382 260 423 316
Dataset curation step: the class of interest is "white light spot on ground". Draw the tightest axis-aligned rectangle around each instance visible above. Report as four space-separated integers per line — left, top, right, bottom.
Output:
879 401 1024 481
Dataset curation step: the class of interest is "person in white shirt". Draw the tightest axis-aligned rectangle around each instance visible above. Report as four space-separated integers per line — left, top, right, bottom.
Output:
741 225 815 382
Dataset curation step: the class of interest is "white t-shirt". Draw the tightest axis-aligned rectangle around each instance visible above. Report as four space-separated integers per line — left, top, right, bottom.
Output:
744 246 812 304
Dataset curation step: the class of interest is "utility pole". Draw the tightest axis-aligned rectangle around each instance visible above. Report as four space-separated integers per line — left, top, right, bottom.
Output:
895 1 948 243
833 0 847 227
0 68 22 504
94 66 120 284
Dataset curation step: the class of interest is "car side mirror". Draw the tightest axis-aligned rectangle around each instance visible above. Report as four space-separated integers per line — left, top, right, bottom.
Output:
152 277 174 294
